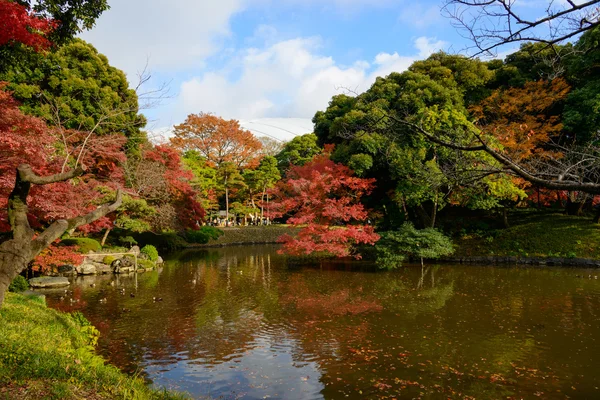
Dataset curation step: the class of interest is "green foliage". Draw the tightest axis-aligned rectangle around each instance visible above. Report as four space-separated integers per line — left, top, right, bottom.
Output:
1 39 146 153
118 236 137 247
377 223 454 269
275 133 322 173
134 232 189 252
140 245 159 262
60 238 101 253
184 226 224 244
8 276 28 293
0 294 188 399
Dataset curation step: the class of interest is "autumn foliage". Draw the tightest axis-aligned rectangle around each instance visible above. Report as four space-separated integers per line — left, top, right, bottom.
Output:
472 78 570 161
0 0 57 50
171 113 263 168
269 147 379 258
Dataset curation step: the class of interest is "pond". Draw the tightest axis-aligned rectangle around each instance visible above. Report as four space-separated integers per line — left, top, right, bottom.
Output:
45 244 600 399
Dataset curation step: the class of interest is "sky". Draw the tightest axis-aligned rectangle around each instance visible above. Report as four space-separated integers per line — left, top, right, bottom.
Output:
78 0 497 142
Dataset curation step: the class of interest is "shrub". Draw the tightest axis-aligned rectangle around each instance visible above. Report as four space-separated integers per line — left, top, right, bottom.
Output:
184 226 224 244
140 245 159 261
376 222 454 269
8 275 28 293
118 236 137 247
102 255 116 265
59 238 101 253
134 232 188 252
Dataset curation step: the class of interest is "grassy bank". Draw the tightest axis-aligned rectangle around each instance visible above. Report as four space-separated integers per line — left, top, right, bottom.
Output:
0 293 188 400
453 211 600 259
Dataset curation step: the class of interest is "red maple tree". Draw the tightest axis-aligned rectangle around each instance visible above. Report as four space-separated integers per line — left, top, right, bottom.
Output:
0 0 57 50
269 147 379 258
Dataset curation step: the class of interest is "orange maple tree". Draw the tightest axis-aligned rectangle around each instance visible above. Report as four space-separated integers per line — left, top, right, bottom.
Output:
471 78 570 162
171 113 263 168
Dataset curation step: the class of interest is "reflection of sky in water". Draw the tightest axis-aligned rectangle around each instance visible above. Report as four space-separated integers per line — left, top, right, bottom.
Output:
146 333 324 399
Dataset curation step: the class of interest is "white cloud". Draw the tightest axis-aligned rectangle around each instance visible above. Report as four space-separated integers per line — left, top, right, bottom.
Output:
80 0 245 78
175 35 447 122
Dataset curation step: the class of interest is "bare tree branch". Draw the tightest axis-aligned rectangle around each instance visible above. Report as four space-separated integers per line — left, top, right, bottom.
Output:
442 0 600 56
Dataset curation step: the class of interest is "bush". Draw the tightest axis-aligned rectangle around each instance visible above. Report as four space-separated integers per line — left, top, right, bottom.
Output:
59 238 101 253
134 232 188 252
102 256 116 265
8 275 28 293
140 245 159 261
376 222 454 269
184 226 224 244
118 236 137 247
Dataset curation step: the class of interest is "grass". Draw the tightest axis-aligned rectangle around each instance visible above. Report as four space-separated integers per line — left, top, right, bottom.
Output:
0 293 189 400
453 210 600 259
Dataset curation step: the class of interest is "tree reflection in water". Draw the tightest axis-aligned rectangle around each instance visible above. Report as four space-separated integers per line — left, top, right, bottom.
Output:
47 245 600 399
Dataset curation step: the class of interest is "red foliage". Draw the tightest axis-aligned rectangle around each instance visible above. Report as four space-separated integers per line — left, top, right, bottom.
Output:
32 244 83 273
269 147 379 258
0 87 126 233
0 0 57 50
143 145 205 228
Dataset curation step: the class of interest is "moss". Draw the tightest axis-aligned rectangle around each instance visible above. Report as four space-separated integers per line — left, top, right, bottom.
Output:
102 256 116 265
138 259 155 270
60 238 101 253
0 294 189 399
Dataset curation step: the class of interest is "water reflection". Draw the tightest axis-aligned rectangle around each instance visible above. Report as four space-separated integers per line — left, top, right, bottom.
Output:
45 245 600 399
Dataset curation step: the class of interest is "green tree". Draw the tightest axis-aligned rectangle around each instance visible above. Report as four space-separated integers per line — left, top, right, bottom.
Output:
216 162 245 226
275 133 322 174
376 222 454 269
2 39 146 154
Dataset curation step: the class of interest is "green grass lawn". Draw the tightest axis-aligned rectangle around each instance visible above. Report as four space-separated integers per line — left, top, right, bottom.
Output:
453 211 600 259
0 293 189 400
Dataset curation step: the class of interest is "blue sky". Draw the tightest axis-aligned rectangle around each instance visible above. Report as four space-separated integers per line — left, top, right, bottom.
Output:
78 0 498 141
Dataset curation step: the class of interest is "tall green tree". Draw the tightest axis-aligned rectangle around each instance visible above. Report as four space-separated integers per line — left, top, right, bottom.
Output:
216 162 245 226
2 39 146 154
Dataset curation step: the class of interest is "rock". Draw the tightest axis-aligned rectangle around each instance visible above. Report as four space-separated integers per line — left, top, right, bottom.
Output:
57 264 76 276
129 246 141 256
112 256 136 274
76 263 97 275
156 256 164 265
29 276 70 288
96 264 112 274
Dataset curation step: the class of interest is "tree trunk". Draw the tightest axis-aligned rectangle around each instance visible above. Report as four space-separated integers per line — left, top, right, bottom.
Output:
100 227 111 247
502 208 510 228
0 164 123 307
225 186 229 226
260 188 266 225
0 240 31 306
565 196 583 216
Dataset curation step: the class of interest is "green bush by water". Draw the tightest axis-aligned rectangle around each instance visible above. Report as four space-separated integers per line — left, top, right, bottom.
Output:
141 244 159 261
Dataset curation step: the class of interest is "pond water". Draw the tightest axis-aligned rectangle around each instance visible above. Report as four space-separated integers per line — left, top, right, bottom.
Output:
45 245 600 399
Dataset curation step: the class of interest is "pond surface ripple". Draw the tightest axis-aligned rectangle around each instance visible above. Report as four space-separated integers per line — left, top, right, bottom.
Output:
45 245 600 399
